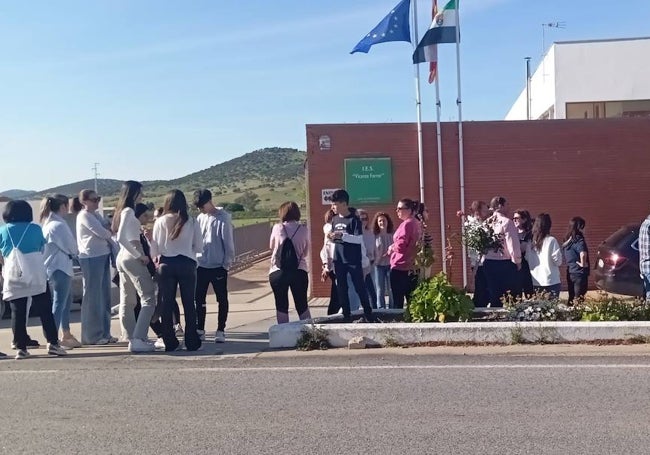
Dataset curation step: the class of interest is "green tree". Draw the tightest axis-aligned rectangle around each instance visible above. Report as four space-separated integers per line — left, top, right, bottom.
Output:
234 190 260 211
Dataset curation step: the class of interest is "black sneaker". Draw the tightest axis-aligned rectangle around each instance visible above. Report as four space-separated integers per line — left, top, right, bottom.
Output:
11 338 40 350
0 351 7 358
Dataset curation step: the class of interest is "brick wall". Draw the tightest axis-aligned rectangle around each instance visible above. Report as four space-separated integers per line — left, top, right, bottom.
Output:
306 118 650 298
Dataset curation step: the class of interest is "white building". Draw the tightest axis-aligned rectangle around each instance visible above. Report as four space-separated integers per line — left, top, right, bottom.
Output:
506 37 650 120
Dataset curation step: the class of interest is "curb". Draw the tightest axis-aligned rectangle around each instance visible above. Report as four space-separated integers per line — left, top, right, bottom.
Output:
268 316 650 348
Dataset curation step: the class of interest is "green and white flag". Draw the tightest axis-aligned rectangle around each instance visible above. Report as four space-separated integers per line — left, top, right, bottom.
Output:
413 0 458 64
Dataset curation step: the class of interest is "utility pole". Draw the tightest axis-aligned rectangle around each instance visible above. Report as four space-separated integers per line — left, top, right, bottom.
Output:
92 162 100 193
525 57 531 120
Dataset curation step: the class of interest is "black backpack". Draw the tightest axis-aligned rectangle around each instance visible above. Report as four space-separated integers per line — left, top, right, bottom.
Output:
277 225 301 271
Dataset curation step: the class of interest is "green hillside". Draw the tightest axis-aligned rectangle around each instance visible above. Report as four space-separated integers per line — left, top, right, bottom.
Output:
32 147 307 215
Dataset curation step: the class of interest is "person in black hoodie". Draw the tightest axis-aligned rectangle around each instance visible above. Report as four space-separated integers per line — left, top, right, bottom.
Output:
328 189 373 322
562 216 589 304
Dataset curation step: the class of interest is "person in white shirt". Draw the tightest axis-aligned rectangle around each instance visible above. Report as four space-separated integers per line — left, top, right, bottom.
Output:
526 213 563 298
111 181 155 353
41 194 81 349
150 189 203 352
76 189 116 345
193 189 235 343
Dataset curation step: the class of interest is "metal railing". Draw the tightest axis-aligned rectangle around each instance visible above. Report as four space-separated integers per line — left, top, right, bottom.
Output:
230 221 273 272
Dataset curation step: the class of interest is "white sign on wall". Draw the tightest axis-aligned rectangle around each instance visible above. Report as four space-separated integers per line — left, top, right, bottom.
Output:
321 189 338 205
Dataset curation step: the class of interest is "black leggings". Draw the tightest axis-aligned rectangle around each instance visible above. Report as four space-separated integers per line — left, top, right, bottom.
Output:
9 287 58 350
390 269 419 309
269 269 310 316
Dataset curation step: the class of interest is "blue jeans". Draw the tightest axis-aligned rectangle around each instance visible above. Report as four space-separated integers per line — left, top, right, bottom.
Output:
375 265 393 309
50 270 73 332
79 254 113 344
642 273 650 301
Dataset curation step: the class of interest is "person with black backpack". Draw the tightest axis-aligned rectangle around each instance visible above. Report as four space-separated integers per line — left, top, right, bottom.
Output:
269 201 311 324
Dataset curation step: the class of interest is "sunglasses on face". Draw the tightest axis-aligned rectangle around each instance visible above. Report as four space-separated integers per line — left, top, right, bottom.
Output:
87 196 101 203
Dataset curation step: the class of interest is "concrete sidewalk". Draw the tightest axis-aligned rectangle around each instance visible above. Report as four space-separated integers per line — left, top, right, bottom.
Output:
0 260 329 359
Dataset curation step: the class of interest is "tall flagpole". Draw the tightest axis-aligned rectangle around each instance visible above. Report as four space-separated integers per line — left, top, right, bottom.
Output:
433 5 447 275
455 0 468 287
411 0 426 205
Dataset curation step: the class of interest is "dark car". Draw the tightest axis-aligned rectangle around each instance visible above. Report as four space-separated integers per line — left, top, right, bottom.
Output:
594 223 644 297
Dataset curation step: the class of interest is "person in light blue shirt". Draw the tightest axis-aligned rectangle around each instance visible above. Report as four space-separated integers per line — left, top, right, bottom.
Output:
40 194 81 349
0 200 67 359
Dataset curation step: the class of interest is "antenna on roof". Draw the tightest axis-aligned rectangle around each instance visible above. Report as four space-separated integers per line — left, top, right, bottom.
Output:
542 21 566 55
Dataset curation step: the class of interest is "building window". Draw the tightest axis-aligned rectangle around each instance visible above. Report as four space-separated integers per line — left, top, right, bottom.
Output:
566 100 650 119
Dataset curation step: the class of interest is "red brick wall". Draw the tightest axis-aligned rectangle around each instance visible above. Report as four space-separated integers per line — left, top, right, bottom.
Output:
306 118 650 298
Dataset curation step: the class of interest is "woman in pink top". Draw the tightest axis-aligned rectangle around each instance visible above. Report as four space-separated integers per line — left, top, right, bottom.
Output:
483 196 522 307
388 198 422 309
269 201 311 324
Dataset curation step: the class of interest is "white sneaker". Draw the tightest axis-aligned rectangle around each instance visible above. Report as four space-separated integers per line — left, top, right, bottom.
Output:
128 338 155 353
47 343 68 356
174 324 184 337
215 330 225 343
197 329 206 341
154 338 165 349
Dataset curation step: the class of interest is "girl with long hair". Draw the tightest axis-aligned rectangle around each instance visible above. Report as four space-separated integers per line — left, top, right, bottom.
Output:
513 209 534 297
526 213 563 297
41 194 81 348
562 216 589 303
150 189 202 351
372 211 394 309
113 181 155 352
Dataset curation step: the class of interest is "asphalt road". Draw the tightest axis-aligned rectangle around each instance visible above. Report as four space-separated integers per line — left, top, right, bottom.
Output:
2 353 650 455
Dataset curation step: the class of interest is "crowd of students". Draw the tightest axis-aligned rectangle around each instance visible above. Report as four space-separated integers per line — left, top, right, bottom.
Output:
268 189 428 324
0 183 234 359
0 183 592 359
463 196 590 307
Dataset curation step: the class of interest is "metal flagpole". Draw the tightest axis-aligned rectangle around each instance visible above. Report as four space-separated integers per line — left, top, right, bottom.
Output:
432 3 447 275
455 0 468 287
411 0 426 205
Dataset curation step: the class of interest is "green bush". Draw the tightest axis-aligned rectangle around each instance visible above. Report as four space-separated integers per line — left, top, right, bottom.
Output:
406 272 474 323
576 293 650 321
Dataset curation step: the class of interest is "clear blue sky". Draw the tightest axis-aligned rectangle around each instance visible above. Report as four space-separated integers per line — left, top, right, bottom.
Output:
1 0 648 191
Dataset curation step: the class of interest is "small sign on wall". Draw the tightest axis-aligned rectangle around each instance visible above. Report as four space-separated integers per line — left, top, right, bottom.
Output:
321 188 338 205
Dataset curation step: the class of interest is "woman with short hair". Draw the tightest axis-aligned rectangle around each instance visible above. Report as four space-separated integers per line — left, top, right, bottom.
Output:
526 213 563 298
269 201 311 324
0 200 67 359
41 194 81 348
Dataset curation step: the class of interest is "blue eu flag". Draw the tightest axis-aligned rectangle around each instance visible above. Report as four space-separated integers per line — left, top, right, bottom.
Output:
351 0 412 54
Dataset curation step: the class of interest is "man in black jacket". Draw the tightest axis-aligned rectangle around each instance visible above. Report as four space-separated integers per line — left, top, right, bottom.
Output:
328 189 373 322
